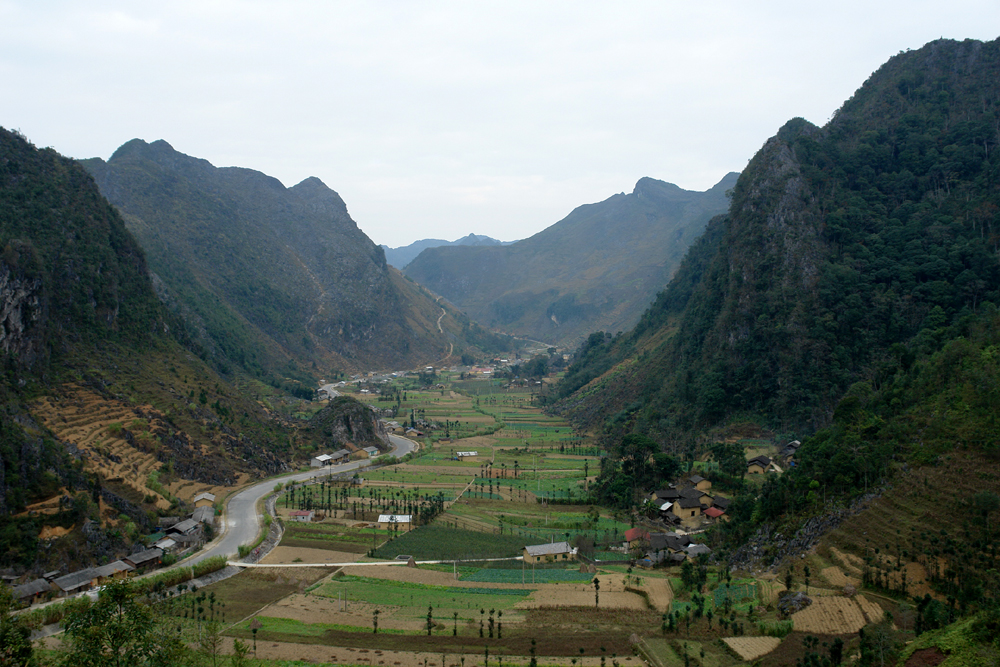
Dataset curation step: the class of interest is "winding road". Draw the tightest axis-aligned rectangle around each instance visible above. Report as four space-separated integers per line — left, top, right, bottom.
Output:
187 434 416 565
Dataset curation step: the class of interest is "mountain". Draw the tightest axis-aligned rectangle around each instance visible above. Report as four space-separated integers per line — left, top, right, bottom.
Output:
556 37 1000 444
0 128 304 572
81 141 511 385
381 233 510 269
403 174 738 347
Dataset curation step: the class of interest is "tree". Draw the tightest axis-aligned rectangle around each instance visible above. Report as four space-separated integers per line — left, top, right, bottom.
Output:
593 578 600 607
710 442 745 480
60 579 188 667
973 491 1000 539
0 586 32 666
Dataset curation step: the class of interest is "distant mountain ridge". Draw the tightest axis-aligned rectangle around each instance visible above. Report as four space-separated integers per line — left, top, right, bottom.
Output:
403 173 738 346
382 234 512 269
82 140 510 382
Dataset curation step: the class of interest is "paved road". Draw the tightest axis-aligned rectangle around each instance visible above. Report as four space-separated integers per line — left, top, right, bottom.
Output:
187 434 416 565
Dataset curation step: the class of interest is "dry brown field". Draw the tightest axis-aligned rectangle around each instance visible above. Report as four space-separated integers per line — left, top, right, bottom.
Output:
791 595 883 634
722 636 781 661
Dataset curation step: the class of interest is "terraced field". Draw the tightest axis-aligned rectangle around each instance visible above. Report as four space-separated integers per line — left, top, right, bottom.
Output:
30 385 231 507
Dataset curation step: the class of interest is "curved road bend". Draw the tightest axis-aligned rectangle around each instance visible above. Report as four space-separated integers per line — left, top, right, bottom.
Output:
187 434 416 566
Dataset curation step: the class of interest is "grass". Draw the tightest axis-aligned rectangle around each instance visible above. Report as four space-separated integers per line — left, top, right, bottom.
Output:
314 575 530 616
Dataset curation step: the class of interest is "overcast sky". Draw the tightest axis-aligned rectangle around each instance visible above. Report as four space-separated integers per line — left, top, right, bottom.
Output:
2 2 998 246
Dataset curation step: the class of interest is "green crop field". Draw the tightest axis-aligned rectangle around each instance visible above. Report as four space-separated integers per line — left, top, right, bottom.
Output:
461 567 594 584
315 575 531 617
371 524 527 560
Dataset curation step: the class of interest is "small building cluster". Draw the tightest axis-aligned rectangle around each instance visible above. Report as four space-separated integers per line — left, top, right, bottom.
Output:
6 496 218 608
651 475 730 526
310 449 352 467
631 531 712 567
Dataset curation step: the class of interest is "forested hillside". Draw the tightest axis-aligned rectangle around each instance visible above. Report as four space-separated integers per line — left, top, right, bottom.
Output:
82 140 510 386
557 37 1000 445
0 127 167 516
404 174 737 347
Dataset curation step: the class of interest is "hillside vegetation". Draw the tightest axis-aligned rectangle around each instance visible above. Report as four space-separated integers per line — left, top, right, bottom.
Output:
404 174 737 347
557 38 1000 444
82 140 511 386
1 129 388 574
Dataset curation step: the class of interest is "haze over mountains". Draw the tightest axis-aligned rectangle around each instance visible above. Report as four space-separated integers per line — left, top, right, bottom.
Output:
404 174 737 346
381 234 512 269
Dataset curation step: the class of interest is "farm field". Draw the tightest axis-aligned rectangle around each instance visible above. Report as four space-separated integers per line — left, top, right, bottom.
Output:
222 373 902 667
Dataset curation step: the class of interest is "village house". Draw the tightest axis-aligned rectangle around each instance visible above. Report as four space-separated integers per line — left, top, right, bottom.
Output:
651 487 680 503
193 492 216 508
310 453 333 468
747 455 772 475
688 474 712 491
93 560 134 585
168 518 200 538
362 446 380 458
673 497 703 519
522 541 575 563
52 569 98 597
703 506 726 521
124 547 163 571
331 448 352 464
624 527 649 549
680 486 713 507
192 505 215 525
12 578 51 605
377 514 413 531
154 537 178 553
288 509 315 522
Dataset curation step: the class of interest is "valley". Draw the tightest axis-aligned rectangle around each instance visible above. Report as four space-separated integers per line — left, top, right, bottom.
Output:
2 34 1000 667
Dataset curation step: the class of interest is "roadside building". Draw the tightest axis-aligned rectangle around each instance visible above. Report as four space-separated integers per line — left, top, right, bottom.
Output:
52 569 98 597
362 446 380 458
311 453 333 468
331 448 351 464
124 547 163 571
192 505 215 525
193 492 216 508
93 560 134 584
288 510 315 522
154 537 178 553
12 578 51 605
